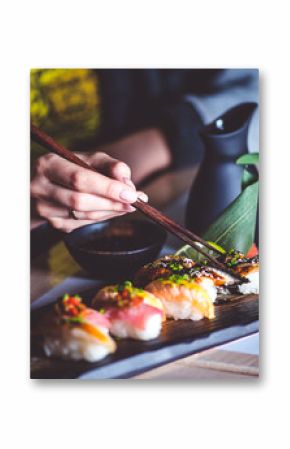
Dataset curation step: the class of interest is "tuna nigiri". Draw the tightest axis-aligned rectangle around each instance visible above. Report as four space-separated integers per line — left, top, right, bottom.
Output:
92 281 165 341
43 294 116 362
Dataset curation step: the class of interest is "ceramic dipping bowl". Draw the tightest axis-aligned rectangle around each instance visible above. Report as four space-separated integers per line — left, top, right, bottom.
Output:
64 218 167 281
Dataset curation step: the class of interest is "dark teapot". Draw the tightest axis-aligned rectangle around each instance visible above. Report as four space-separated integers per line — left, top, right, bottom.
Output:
185 102 258 235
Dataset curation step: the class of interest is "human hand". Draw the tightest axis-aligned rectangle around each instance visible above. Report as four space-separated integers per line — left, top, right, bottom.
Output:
31 151 148 232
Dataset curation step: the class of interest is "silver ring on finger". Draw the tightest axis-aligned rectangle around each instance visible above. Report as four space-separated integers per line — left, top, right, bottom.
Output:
69 208 78 220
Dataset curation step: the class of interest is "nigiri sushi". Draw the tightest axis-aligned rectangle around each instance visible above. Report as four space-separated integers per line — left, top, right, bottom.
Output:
145 274 215 321
221 250 259 294
42 294 116 362
92 281 165 341
136 252 259 297
134 255 196 287
191 250 259 295
135 255 219 302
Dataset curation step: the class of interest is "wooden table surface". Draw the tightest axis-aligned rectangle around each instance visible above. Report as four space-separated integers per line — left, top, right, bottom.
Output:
30 165 259 379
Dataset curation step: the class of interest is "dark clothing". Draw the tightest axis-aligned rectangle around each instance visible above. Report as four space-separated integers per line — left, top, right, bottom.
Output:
98 69 225 167
31 69 257 170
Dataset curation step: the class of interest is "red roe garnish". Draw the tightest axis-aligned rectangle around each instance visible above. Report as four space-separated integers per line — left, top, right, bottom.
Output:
60 294 86 319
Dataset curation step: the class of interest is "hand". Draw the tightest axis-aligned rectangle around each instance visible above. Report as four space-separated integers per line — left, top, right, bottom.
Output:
31 151 148 232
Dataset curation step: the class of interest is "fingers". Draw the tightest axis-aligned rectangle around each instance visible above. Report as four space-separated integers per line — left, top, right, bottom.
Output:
136 191 148 202
38 154 139 203
31 177 137 212
49 218 98 233
49 214 130 233
80 153 149 201
71 210 130 220
31 153 149 234
35 199 134 220
35 199 129 233
87 152 132 182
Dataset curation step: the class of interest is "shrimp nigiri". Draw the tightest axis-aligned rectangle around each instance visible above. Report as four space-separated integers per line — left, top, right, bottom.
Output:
92 281 165 341
43 294 116 362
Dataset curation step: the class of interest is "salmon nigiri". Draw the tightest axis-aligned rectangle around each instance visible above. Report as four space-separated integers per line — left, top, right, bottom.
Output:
145 274 215 321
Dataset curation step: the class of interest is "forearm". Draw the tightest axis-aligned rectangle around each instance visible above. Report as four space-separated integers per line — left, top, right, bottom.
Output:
100 128 172 185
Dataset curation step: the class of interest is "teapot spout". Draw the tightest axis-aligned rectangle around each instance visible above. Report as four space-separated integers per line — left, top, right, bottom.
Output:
204 102 258 136
200 102 258 160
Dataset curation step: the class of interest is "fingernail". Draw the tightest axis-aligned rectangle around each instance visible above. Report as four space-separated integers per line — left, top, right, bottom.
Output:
123 177 136 189
122 203 136 213
119 189 138 202
138 192 149 202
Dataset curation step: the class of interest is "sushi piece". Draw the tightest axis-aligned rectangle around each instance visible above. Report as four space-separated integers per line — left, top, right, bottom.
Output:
191 264 237 297
145 274 215 321
134 255 196 287
92 281 165 341
237 264 259 294
223 251 259 295
42 294 116 362
135 255 220 302
216 250 259 295
192 250 259 295
135 252 259 297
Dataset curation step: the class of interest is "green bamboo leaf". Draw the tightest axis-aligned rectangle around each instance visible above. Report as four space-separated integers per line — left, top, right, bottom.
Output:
202 181 258 253
177 181 258 258
177 152 259 259
236 152 259 166
175 242 224 262
241 166 258 189
238 152 259 189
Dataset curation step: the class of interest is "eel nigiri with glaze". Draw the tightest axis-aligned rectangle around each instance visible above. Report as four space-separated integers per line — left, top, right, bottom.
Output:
135 255 220 302
42 294 116 362
135 252 259 297
92 281 165 341
220 250 259 294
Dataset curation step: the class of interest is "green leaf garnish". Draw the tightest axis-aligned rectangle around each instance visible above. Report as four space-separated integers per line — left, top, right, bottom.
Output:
176 152 259 257
202 180 258 253
236 152 259 166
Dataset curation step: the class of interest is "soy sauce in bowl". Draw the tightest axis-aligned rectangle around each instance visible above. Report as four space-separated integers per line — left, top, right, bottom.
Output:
64 218 167 281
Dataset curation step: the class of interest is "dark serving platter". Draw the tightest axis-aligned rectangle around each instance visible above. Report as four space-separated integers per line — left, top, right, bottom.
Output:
31 286 259 379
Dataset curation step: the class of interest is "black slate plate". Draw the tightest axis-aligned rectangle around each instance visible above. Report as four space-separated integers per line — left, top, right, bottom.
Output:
30 287 259 379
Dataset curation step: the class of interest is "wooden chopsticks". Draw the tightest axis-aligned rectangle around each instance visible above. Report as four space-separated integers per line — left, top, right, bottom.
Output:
31 123 247 283
133 200 247 282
